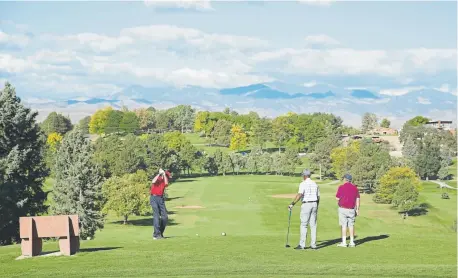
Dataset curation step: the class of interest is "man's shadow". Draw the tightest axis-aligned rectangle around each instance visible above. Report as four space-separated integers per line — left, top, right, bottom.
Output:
316 234 389 249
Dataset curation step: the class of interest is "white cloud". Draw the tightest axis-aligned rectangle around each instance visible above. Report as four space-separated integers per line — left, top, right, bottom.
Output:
0 54 32 73
0 30 30 48
379 86 425 96
144 0 213 11
304 34 340 46
434 83 451 93
298 0 334 6
417 97 431 105
120 25 268 50
303 81 317 87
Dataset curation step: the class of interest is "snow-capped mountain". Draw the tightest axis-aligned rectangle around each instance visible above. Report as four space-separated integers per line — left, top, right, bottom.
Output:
22 82 457 129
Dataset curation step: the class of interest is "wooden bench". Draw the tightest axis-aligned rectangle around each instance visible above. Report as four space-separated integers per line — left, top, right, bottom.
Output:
20 215 80 257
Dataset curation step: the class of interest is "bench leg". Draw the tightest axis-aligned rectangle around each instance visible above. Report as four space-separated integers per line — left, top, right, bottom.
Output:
59 236 79 255
21 218 42 256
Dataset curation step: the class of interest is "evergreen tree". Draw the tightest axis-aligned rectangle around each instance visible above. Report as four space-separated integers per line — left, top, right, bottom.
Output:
41 111 73 135
402 136 418 161
0 82 48 245
392 179 420 213
414 135 441 179
51 128 104 239
78 116 91 134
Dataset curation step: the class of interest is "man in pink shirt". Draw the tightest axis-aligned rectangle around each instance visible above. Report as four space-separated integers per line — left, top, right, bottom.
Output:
335 174 360 247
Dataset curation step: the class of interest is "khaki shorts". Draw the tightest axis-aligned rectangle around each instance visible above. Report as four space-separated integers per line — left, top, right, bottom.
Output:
338 207 356 227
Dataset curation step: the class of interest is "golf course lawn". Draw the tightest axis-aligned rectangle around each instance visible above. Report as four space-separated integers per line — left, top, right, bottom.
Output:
0 175 456 277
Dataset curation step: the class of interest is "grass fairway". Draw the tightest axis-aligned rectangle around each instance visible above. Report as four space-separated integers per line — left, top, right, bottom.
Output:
1 176 456 277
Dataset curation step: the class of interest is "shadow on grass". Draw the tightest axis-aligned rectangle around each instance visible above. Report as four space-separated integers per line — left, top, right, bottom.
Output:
166 196 182 201
407 203 430 217
316 234 389 249
111 218 179 227
79 247 122 253
174 179 196 183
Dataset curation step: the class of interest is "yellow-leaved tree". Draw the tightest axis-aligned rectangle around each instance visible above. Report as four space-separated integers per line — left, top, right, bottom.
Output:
230 124 248 151
330 140 360 179
89 106 113 134
373 166 421 205
46 132 63 152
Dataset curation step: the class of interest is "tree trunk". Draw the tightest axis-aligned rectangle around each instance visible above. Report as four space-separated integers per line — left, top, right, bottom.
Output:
123 215 128 225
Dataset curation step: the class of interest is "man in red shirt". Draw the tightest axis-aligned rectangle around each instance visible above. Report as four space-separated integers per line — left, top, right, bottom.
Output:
150 168 172 240
335 174 360 247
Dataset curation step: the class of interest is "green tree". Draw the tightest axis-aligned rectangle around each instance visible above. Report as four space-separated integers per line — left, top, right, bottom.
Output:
259 152 273 174
351 156 376 190
361 112 378 134
155 110 174 132
102 170 150 224
272 115 293 152
0 82 48 245
309 134 341 179
438 160 450 180
170 105 195 133
283 148 301 175
204 155 218 176
93 134 145 178
245 154 258 174
271 152 284 175
392 179 420 213
120 111 139 133
380 118 391 128
402 136 418 161
414 135 441 179
250 118 272 150
78 116 91 134
229 153 244 175
142 134 177 176
221 153 233 176
405 116 430 127
134 108 155 131
51 128 104 239
41 111 73 135
331 140 360 179
373 167 420 204
105 110 124 134
211 119 232 146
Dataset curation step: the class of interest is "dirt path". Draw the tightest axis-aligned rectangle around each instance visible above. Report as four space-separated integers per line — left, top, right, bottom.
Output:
431 180 457 190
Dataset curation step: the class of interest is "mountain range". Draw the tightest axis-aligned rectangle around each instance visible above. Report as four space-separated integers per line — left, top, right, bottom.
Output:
22 81 457 129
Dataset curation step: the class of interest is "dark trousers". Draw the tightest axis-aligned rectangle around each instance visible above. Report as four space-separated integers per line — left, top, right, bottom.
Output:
150 195 168 237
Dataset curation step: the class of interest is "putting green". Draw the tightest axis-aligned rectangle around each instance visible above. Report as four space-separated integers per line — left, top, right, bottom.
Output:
0 175 456 277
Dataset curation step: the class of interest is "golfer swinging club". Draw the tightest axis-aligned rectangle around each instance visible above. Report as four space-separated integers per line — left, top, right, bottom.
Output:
288 169 320 250
150 168 172 240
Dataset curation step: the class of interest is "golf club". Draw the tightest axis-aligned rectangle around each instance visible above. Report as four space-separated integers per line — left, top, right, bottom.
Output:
285 209 292 248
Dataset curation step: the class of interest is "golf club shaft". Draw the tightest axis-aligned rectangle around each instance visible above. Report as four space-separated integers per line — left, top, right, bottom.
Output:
285 210 292 245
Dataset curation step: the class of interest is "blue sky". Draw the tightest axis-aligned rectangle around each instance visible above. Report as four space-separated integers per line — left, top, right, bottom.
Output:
0 1 457 100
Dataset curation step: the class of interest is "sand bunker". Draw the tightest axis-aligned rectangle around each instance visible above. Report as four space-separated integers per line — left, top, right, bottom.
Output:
174 205 205 209
271 194 296 199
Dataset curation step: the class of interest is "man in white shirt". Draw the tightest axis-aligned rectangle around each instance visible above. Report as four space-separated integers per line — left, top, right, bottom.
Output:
288 169 320 250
